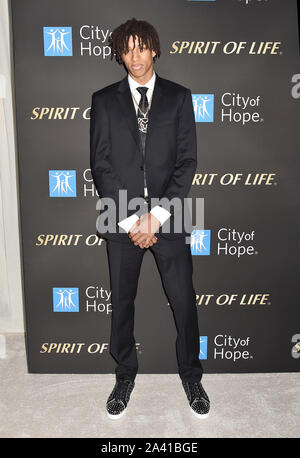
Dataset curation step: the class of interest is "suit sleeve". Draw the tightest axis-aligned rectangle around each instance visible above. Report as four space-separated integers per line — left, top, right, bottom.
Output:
90 92 124 199
157 88 197 217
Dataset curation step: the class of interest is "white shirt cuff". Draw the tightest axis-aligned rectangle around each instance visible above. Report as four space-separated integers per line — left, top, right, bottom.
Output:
117 214 139 233
150 205 171 226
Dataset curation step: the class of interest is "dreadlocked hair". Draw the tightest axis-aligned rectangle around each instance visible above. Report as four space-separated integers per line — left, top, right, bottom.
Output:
108 17 161 65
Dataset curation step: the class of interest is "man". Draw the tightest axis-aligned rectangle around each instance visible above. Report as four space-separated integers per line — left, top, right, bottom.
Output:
90 18 210 420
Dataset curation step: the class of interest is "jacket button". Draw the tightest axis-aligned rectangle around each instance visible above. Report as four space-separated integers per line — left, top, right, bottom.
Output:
140 165 144 171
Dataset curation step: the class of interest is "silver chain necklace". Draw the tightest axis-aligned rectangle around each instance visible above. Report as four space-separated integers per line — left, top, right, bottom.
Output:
131 89 153 118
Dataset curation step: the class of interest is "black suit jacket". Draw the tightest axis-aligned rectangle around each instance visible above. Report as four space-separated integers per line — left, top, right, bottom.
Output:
90 72 197 243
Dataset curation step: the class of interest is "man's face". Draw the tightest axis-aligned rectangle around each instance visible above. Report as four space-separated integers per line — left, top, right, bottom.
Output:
121 34 156 81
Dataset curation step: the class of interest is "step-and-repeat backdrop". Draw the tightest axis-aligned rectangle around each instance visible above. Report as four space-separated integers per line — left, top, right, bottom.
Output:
11 0 300 373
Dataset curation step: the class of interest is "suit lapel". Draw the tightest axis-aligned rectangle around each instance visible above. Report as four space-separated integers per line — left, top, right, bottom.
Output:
115 72 163 158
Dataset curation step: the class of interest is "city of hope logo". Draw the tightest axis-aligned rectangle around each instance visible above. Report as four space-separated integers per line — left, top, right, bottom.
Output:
191 229 211 255
43 27 73 56
49 170 76 197
53 288 79 312
192 94 214 122
199 336 208 360
291 334 300 359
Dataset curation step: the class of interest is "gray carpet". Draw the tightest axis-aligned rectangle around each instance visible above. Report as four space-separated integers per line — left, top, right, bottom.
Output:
0 333 299 438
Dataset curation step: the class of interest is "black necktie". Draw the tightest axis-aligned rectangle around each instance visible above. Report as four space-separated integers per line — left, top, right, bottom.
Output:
136 86 149 146
136 86 149 199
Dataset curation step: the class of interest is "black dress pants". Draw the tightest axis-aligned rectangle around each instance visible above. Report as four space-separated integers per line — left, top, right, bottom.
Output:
106 234 203 383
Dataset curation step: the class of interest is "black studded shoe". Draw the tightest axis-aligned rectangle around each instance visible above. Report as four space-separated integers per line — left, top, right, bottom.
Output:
182 380 210 418
106 379 135 420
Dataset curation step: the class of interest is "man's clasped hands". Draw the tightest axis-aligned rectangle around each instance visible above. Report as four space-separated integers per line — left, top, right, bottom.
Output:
128 212 161 249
